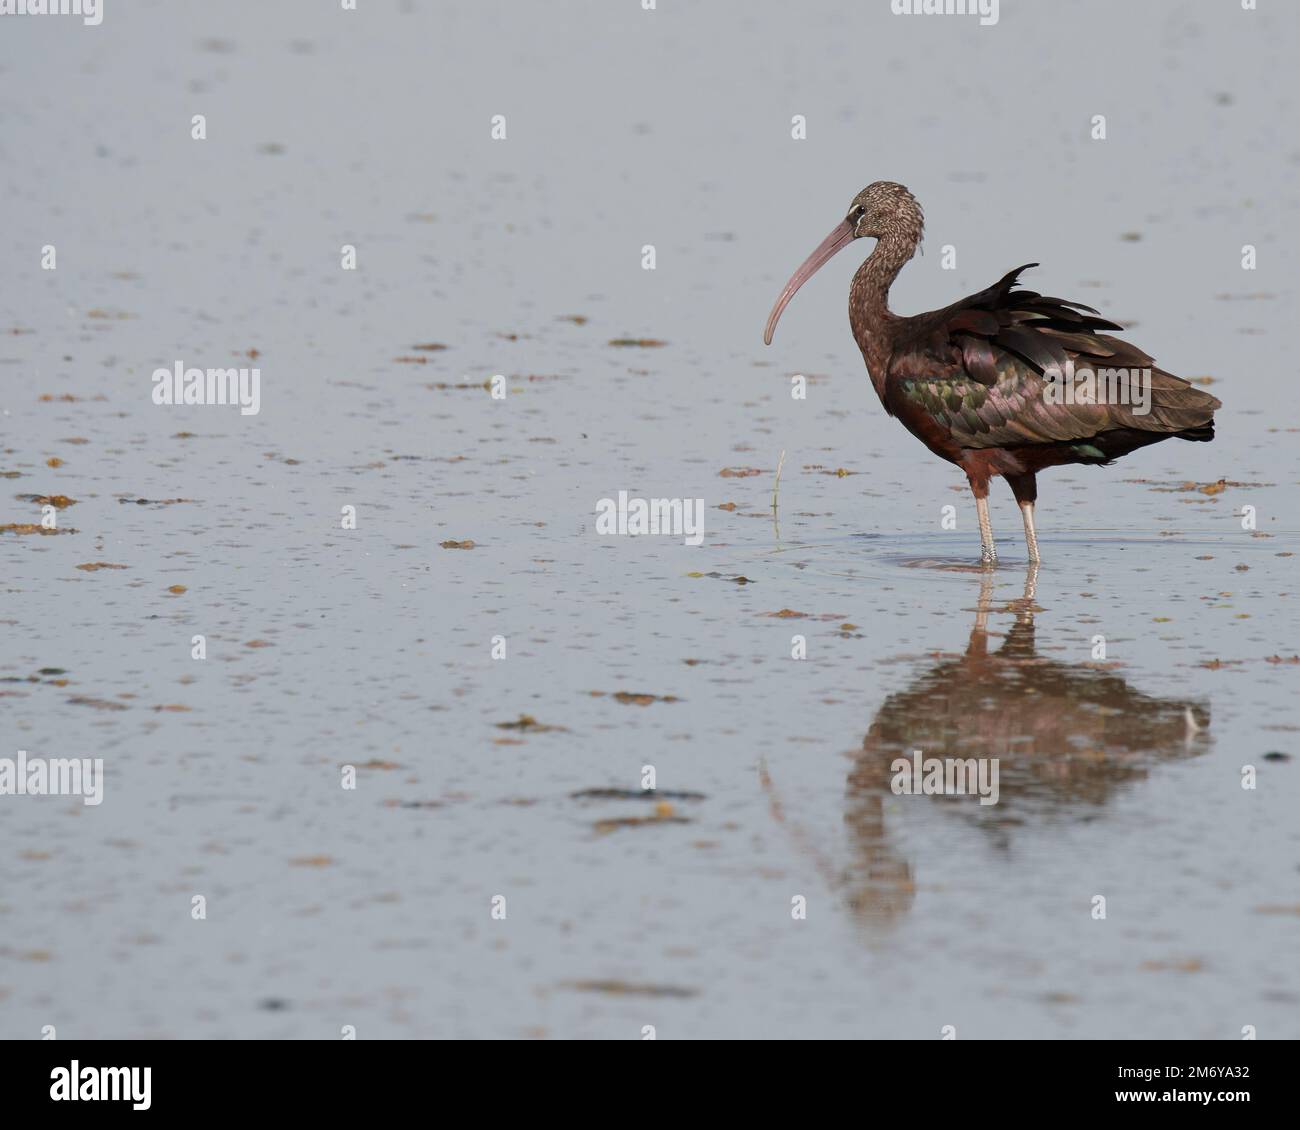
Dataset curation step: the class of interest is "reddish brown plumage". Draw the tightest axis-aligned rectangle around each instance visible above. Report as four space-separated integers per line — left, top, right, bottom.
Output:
764 181 1222 561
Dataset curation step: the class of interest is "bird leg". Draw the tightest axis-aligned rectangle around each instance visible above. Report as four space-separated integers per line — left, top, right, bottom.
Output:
1005 472 1041 564
1019 502 1041 564
974 492 997 566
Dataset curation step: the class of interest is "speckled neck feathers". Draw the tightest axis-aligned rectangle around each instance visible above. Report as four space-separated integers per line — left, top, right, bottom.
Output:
849 230 920 402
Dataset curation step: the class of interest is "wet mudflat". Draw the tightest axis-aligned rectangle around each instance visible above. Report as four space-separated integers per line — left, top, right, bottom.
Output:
1 2 1298 1038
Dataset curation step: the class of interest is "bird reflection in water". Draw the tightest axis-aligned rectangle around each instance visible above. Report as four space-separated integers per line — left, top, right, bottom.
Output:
764 565 1212 926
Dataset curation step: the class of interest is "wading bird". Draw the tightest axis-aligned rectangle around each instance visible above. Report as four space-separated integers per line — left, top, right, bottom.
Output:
763 182 1221 564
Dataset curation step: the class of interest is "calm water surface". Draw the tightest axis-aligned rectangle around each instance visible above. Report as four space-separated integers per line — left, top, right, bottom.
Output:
1 1 1297 1038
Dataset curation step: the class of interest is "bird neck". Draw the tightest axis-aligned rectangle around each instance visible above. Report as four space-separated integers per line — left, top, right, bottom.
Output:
848 232 915 376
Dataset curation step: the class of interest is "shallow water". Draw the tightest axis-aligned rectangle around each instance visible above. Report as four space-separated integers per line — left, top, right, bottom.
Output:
2 1 1298 1038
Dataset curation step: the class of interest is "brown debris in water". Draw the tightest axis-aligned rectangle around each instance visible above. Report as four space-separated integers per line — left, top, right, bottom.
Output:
1136 477 1265 494
76 562 128 572
588 691 680 706
686 571 752 584
440 539 475 549
67 696 128 711
718 466 763 478
593 803 690 834
564 980 698 999
1201 655 1299 669
764 609 848 621
496 714 567 733
608 338 666 348
1138 958 1203 973
1 524 76 535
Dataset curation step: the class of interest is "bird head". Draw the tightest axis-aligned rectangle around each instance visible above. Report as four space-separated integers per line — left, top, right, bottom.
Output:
763 181 923 345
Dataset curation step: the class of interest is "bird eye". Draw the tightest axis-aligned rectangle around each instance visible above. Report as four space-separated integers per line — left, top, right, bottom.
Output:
849 205 866 221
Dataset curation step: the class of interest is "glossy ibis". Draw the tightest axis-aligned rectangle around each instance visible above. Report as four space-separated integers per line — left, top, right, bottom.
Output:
763 182 1222 564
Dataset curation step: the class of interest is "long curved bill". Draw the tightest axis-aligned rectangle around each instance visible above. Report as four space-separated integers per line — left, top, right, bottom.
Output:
763 219 856 345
